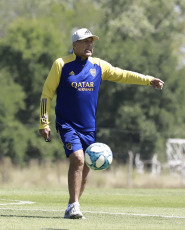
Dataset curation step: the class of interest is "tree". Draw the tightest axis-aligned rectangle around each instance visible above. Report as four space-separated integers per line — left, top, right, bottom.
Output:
95 0 185 161
0 0 102 164
0 68 26 163
0 18 67 163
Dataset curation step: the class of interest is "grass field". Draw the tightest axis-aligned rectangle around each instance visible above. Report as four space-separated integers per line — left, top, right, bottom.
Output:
0 188 185 230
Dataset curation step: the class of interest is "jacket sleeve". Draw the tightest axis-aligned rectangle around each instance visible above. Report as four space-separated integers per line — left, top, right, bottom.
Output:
100 59 154 85
39 58 63 129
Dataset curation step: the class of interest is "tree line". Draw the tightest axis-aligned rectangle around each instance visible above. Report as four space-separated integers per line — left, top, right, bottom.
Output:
0 0 185 165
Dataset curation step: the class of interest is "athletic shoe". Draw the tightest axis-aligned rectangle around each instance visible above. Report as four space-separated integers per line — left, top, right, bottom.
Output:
64 203 84 219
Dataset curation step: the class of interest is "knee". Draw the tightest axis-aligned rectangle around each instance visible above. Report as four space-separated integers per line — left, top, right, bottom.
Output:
70 151 84 170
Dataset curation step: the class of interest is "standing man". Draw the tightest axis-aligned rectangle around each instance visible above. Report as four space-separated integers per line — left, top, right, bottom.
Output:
39 28 164 219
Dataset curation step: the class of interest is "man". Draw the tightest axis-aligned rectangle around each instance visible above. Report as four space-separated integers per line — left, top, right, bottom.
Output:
39 28 164 219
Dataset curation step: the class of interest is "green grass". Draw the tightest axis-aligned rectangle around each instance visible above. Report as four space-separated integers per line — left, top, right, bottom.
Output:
0 188 185 230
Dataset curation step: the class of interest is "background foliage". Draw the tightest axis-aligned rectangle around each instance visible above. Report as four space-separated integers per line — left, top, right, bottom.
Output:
0 0 185 164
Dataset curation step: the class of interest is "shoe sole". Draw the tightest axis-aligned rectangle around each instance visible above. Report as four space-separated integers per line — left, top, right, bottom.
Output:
64 214 85 219
70 214 83 219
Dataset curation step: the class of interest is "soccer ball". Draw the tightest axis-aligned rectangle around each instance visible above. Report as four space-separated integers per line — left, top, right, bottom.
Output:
85 143 113 170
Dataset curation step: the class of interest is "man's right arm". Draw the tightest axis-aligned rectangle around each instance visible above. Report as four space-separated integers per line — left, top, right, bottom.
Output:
39 127 51 142
39 59 63 139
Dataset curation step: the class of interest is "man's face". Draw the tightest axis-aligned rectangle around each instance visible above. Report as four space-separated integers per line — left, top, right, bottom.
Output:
73 37 94 60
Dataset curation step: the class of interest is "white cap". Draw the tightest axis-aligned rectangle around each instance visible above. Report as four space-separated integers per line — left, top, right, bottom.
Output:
72 28 99 43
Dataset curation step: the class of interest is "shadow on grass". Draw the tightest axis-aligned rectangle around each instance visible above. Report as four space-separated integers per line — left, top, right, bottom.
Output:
41 228 69 230
0 214 64 219
41 229 68 230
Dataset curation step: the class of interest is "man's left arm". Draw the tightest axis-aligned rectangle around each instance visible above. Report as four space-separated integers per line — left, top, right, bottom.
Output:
100 60 164 89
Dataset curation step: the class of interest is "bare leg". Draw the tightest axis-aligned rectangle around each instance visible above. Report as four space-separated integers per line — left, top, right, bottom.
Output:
68 149 90 204
79 163 90 199
68 150 85 204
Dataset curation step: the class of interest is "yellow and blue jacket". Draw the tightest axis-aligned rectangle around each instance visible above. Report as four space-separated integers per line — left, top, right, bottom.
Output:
40 53 154 131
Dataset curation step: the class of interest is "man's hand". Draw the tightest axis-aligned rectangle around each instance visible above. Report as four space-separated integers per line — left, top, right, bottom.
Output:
39 127 51 142
150 78 164 89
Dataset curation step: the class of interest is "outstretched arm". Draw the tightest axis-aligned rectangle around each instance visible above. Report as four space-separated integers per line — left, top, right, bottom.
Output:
99 59 164 87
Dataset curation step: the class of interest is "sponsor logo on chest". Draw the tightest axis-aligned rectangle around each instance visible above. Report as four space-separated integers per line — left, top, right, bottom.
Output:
71 81 94 91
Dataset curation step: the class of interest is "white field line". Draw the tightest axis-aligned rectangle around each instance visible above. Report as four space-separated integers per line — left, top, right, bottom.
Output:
0 206 185 219
84 210 185 219
0 199 35 206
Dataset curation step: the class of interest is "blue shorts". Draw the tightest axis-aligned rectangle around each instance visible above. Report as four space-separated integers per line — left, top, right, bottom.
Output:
56 123 96 157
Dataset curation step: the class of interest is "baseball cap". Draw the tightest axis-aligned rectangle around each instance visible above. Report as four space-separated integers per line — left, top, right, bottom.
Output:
72 28 99 43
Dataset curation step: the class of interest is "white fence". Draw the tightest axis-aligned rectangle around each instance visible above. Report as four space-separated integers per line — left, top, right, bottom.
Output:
133 138 185 175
